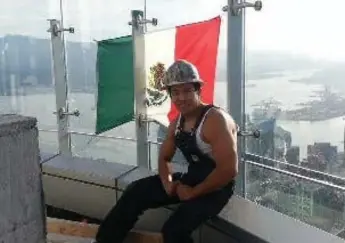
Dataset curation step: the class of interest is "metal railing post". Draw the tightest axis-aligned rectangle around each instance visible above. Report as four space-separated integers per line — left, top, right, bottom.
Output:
129 10 158 168
222 0 262 197
47 19 76 155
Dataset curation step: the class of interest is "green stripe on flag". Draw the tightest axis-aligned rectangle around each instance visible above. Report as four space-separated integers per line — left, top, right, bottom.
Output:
95 35 134 134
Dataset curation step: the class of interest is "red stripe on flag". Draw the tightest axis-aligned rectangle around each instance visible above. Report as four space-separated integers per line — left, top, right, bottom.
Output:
167 16 221 122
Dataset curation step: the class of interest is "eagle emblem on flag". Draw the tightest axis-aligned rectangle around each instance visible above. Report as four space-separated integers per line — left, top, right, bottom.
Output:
146 62 168 107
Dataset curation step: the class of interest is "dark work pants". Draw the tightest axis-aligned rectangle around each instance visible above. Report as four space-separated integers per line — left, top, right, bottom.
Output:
95 174 234 243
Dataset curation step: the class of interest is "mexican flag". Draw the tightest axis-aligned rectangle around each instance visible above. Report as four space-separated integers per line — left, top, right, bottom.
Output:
96 16 221 134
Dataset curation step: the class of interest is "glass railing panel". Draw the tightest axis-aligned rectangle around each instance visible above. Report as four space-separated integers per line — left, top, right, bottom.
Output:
70 132 137 166
38 130 59 154
245 0 345 177
0 0 61 152
62 0 144 135
148 140 187 171
146 0 224 31
245 0 345 235
246 161 345 238
60 0 146 161
59 0 228 165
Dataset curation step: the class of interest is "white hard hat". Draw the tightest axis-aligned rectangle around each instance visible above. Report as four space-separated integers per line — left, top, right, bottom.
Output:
162 59 203 89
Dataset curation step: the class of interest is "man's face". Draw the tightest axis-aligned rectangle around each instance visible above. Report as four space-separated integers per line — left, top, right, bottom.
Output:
170 83 199 115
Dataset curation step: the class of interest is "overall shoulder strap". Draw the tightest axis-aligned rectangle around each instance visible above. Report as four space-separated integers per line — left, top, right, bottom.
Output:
193 105 214 131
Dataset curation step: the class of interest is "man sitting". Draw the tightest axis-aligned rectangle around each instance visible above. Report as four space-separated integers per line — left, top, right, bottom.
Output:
95 59 238 243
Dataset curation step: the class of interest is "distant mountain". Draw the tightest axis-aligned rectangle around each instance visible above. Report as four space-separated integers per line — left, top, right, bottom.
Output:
0 35 97 95
0 35 331 96
216 49 325 81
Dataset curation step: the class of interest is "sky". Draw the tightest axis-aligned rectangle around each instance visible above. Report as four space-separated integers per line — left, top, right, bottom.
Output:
1 0 345 61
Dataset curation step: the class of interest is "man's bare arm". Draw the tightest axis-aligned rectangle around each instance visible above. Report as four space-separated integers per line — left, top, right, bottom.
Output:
192 109 238 197
158 120 178 186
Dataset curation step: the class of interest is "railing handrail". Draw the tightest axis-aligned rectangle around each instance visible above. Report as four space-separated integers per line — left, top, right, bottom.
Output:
245 159 345 192
38 128 162 144
245 153 345 187
39 128 137 142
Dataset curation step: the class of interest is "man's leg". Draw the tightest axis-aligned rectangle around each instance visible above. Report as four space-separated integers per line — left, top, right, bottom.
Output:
161 187 234 243
95 174 180 243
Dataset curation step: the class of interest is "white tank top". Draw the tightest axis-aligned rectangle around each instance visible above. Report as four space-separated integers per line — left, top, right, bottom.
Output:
195 108 213 156
175 107 213 156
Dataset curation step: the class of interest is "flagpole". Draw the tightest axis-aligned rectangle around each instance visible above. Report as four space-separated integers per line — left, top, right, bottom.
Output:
130 10 158 169
144 0 147 32
223 0 262 197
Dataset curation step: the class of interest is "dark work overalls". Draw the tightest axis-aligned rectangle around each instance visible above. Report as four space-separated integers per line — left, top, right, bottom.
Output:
95 105 235 243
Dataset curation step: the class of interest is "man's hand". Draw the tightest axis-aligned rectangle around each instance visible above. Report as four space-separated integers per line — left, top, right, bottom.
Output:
176 183 196 201
162 180 179 196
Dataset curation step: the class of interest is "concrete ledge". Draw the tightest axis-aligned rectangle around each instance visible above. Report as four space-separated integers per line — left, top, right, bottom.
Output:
116 162 187 191
217 196 345 243
42 175 117 219
116 166 156 190
205 211 267 243
42 155 136 188
41 157 345 243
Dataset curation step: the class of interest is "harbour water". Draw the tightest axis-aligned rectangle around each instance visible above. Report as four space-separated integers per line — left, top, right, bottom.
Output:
0 69 344 164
